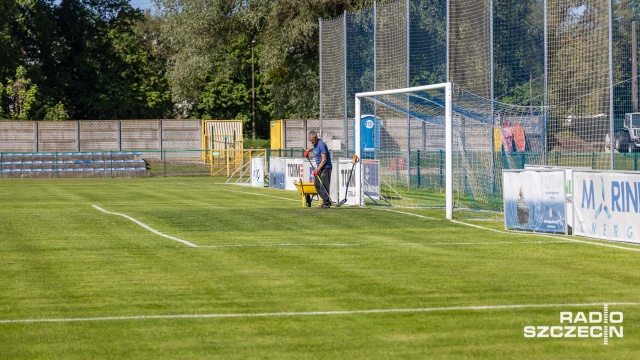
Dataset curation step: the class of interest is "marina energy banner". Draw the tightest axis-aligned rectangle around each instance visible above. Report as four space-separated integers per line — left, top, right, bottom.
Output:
573 171 640 244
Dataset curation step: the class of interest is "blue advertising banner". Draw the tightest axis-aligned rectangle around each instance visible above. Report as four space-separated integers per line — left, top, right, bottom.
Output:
363 159 380 200
503 170 566 234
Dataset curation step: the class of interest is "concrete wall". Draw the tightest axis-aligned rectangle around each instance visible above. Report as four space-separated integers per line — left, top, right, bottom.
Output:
0 120 202 156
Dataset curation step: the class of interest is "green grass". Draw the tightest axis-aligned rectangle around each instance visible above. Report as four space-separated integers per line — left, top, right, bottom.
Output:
0 177 639 359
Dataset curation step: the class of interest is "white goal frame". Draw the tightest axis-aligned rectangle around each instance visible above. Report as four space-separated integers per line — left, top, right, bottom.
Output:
354 82 453 219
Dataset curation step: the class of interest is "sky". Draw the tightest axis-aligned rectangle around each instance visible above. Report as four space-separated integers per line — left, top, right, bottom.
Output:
129 0 154 11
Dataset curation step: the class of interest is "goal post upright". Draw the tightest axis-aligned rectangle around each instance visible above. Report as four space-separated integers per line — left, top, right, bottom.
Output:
354 82 453 219
444 82 452 220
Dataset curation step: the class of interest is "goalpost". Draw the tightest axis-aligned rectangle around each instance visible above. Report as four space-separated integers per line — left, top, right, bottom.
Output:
355 83 453 219
354 82 546 220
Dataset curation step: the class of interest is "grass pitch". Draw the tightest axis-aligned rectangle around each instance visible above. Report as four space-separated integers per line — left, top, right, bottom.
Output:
0 177 639 359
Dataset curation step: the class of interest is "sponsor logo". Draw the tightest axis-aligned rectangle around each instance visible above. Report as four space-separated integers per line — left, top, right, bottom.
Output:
578 176 640 241
365 119 374 129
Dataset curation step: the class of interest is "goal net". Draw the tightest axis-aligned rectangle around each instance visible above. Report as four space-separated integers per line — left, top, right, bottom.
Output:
354 83 547 219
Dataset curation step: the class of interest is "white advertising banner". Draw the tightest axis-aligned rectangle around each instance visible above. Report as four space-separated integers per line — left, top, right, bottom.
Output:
268 157 286 189
573 171 640 244
524 165 591 228
284 158 305 191
251 157 264 187
338 158 357 206
503 169 567 234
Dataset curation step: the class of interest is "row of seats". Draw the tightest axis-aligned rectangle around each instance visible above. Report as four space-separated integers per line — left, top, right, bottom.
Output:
0 151 143 157
2 167 147 174
1 159 147 167
0 151 149 178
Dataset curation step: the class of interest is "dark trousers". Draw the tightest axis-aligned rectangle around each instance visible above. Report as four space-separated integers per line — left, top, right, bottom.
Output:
314 167 332 206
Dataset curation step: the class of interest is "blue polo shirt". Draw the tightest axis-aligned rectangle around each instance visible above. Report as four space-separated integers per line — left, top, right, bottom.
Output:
313 139 332 169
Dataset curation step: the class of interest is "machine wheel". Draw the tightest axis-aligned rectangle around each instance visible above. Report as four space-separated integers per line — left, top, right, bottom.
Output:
615 132 630 153
305 194 312 207
630 142 638 153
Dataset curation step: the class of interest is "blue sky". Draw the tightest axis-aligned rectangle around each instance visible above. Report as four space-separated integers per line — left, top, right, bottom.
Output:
129 0 153 11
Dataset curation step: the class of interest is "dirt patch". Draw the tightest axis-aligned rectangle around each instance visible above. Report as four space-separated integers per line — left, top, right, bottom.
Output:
550 135 597 153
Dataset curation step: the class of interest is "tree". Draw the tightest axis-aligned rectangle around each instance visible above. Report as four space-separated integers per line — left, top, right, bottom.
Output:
2 66 40 120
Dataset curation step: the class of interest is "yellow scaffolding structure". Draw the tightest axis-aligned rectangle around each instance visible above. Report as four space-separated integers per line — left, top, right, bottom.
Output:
201 120 244 163
210 149 267 178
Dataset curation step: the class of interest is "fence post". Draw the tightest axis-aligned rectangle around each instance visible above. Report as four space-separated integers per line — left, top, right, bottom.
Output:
417 150 421 188
34 121 39 152
76 120 80 152
439 149 444 187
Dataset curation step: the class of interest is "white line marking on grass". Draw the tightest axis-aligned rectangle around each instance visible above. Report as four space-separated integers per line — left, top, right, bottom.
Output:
381 209 640 253
91 205 198 248
2 302 639 324
178 183 298 202
198 241 567 249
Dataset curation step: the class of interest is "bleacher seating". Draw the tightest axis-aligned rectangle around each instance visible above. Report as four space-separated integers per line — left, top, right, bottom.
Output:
0 151 150 178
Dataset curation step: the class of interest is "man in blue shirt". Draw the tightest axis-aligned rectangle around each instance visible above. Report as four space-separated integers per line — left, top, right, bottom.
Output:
304 130 332 208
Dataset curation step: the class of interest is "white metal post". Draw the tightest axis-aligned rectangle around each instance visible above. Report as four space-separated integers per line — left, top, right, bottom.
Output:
354 96 362 206
445 82 453 220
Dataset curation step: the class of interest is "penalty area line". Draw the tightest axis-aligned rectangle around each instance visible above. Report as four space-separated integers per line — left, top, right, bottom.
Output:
91 205 198 248
2 302 639 324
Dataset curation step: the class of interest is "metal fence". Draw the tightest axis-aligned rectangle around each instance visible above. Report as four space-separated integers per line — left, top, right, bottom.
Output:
320 0 640 171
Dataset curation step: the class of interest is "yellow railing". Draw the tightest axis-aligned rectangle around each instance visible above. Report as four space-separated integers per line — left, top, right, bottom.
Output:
210 149 267 177
202 134 244 163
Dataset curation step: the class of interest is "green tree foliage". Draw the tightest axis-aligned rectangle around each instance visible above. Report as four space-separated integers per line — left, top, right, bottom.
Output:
1 0 171 120
2 66 40 120
43 102 70 121
155 0 357 137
